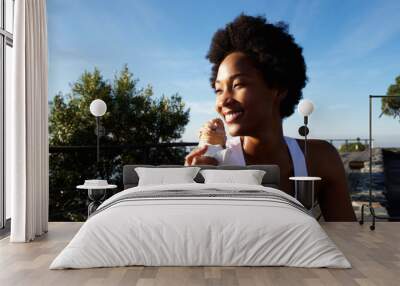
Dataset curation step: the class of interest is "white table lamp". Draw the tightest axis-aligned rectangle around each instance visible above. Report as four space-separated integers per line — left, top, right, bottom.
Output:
298 99 315 162
90 99 107 176
295 99 321 218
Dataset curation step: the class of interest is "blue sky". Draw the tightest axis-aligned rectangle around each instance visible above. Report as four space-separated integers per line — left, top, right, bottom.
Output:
47 0 400 147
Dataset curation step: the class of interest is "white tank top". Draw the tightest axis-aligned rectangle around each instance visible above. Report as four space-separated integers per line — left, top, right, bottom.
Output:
221 136 309 177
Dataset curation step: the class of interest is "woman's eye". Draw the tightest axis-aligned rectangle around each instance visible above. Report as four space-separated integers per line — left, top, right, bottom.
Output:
215 89 223 95
233 83 244 88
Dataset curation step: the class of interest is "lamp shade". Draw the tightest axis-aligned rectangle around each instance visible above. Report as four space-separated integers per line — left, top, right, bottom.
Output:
298 99 314 116
90 99 107 117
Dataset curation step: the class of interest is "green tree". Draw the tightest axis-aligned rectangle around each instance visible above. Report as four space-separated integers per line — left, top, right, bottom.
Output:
339 142 366 153
49 65 190 221
380 75 400 121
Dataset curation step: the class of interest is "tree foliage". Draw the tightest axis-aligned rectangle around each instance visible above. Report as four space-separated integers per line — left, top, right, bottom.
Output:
49 65 190 221
381 75 400 121
339 142 366 153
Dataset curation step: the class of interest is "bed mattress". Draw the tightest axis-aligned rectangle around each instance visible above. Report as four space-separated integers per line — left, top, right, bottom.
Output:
50 183 351 269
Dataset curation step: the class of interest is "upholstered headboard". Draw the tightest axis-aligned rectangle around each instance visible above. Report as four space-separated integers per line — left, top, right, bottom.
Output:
123 165 280 190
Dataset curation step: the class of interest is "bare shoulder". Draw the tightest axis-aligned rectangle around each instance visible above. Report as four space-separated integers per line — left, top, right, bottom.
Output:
295 138 343 176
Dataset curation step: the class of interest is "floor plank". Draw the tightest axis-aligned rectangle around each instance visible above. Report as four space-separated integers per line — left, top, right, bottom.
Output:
0 222 399 286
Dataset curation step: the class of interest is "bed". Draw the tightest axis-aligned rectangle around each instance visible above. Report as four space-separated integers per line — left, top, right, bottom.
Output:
49 165 350 269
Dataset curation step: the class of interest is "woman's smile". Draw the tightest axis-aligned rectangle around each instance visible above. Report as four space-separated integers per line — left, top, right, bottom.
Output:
224 109 244 124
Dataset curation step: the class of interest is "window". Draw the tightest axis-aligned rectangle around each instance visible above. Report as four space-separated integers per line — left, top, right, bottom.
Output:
0 0 14 229
5 0 13 33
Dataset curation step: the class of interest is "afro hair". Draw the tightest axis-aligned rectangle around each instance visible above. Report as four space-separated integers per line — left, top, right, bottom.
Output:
206 14 308 119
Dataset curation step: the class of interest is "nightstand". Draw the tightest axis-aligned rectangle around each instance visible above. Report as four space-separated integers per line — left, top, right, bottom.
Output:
77 184 117 216
289 176 321 215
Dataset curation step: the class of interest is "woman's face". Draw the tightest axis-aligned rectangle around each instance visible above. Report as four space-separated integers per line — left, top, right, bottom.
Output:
214 52 282 137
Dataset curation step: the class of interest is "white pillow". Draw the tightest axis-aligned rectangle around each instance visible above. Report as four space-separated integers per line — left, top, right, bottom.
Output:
135 167 200 186
200 169 266 185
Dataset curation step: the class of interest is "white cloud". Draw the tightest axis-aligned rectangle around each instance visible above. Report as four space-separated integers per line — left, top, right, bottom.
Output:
186 101 217 116
329 1 400 59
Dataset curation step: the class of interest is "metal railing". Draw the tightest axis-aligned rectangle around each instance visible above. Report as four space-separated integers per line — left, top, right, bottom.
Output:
325 138 371 148
50 138 372 152
48 139 375 222
49 142 198 221
50 142 199 153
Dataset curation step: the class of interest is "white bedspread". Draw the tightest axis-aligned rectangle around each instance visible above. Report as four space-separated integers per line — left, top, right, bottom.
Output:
50 183 351 269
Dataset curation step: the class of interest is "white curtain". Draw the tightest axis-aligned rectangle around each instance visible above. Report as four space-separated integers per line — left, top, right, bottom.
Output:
6 0 49 242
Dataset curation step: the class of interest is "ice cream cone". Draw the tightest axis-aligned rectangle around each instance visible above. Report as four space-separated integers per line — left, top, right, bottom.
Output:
199 118 226 147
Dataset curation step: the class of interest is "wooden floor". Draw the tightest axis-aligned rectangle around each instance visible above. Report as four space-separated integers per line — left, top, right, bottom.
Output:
0 222 399 286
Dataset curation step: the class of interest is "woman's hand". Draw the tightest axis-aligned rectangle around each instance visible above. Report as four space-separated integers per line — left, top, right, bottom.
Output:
184 145 219 166
199 118 226 147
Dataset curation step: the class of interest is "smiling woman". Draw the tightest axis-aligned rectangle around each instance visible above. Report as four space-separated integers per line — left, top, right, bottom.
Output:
185 14 356 222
